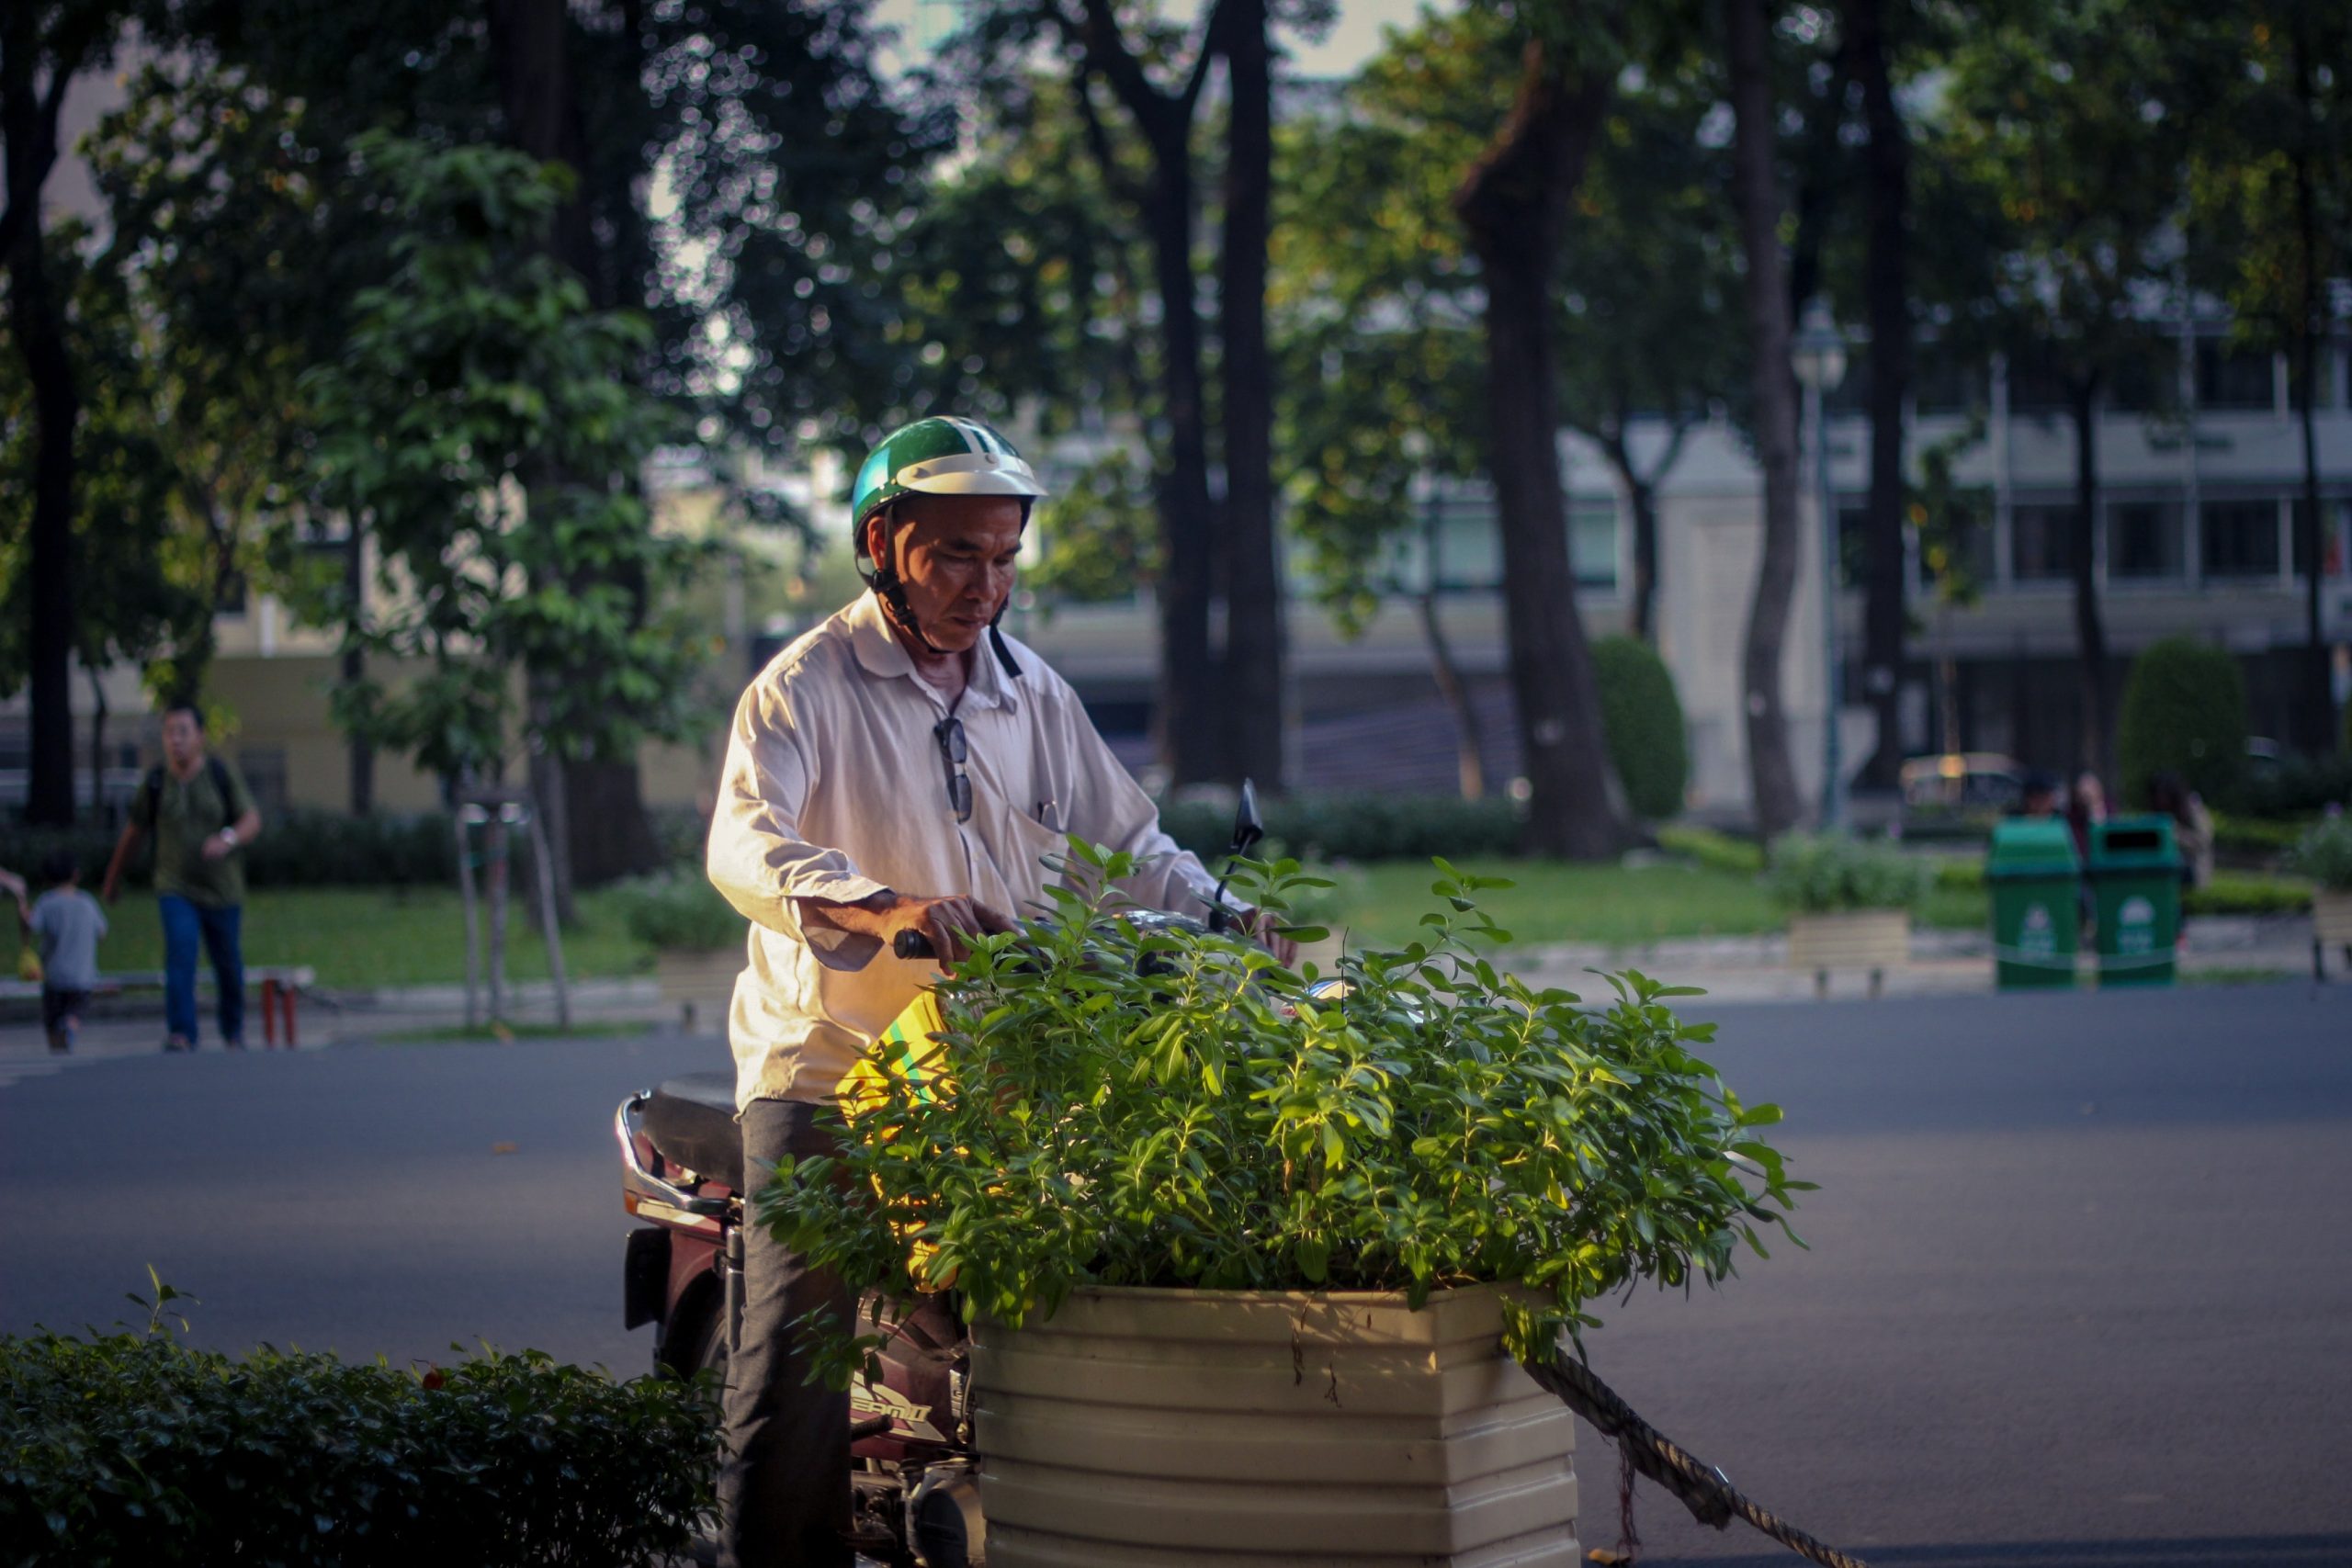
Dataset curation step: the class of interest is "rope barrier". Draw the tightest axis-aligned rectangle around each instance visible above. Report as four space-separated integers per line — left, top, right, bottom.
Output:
1521 1348 1871 1568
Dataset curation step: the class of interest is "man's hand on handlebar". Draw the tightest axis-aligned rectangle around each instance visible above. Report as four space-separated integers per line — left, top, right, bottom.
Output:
798 889 1016 967
1240 909 1299 967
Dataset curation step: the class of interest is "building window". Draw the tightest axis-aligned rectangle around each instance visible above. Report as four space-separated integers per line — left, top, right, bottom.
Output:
1570 499 1618 592
2107 501 2185 581
2201 499 2281 578
1838 503 1868 591
2010 503 2078 581
2108 339 2176 413
2291 497 2350 579
2289 341 2345 412
2196 342 2276 412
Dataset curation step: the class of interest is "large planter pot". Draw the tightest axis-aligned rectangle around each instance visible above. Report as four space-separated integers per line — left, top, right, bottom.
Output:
1786 908 1911 999
653 949 738 1033
2314 890 2352 979
970 1281 1578 1567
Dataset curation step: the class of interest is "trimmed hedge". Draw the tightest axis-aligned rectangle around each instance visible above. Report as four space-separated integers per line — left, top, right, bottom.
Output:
1158 791 1524 863
1657 823 1766 877
0 1296 715 1566
0 808 459 892
2117 637 2249 810
1590 636 1689 821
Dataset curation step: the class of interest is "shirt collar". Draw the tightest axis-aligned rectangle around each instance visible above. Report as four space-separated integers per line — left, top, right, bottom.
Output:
842 590 1020 713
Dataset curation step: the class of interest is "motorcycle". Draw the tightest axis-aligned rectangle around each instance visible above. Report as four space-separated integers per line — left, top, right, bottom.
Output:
615 787 1270 1566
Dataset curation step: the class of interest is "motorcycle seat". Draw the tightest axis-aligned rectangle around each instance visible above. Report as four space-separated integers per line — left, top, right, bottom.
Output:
644 1071 744 1192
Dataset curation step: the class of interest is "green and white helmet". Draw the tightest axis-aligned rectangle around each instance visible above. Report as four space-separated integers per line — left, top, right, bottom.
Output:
851 415 1046 539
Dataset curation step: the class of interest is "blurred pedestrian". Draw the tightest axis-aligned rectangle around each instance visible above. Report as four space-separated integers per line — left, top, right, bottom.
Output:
100 701 262 1051
11 850 107 1054
2015 769 2063 818
2146 771 2214 891
2065 771 2107 862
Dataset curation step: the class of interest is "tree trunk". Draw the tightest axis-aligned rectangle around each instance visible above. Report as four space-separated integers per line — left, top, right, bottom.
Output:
1074 0 1224 786
1218 0 1284 790
2 25 80 825
2068 378 2110 782
344 530 374 814
86 665 107 823
1852 0 1912 789
2290 14 2335 755
1416 589 1487 800
1454 38 1630 860
1725 0 1804 840
490 0 661 895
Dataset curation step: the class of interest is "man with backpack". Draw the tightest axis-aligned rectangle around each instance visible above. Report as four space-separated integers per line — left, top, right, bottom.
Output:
101 700 263 1051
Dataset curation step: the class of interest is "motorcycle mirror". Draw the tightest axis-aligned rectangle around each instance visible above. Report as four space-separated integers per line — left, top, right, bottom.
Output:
1229 779 1265 858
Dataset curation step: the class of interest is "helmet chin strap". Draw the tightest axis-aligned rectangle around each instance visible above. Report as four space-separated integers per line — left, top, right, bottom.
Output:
860 503 1026 679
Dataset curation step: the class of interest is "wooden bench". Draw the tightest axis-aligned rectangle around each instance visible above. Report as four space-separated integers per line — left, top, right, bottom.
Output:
0 965 318 1045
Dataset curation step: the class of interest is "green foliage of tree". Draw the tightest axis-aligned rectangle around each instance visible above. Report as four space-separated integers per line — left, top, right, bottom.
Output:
1590 635 1688 821
300 134 713 783
760 848 1806 1376
2117 637 2251 811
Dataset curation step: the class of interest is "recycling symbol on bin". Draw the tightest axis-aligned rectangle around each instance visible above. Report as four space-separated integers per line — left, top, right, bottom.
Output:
2120 896 2154 928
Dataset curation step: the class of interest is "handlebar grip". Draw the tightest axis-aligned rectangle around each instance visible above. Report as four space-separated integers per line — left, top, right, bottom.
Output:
893 929 938 961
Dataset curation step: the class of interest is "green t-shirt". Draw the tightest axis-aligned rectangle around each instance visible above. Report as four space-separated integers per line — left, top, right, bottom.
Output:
132 756 258 908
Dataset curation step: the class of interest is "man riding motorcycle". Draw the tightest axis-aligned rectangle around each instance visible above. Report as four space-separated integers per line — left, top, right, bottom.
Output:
705 414 1289 1566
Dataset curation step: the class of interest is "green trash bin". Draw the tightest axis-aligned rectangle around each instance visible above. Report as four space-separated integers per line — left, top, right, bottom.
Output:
1986 818 2082 988
2087 815 2181 987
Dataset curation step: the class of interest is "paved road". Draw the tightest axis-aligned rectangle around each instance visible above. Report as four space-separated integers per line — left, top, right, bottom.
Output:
4 984 2348 1567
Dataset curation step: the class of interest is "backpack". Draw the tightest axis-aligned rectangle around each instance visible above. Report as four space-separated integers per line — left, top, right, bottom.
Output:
141 757 238 832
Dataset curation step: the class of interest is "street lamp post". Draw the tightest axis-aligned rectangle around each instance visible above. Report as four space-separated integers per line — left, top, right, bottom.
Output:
1792 297 1849 833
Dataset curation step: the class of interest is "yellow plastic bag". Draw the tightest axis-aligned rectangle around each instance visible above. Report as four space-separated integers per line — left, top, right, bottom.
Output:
838 988 960 1290
17 946 40 985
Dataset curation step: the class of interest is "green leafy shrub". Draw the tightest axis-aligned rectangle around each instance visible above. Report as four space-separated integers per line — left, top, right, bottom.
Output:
1157 792 1523 863
762 846 1807 1371
2240 750 2352 818
0 1284 715 1567
2117 637 2250 810
610 870 748 952
1589 636 1689 820
2285 818 2352 892
1934 858 1987 893
1657 823 1765 876
2183 871 2315 916
1765 832 1930 914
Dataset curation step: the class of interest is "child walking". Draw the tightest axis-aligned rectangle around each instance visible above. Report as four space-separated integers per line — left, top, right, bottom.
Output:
7 851 109 1054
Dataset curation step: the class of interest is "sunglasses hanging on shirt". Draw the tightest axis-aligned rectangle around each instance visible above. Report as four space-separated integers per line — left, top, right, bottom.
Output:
933 717 972 823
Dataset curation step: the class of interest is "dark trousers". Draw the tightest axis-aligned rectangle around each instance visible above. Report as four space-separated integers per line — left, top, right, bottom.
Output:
160 895 243 1045
720 1099 853 1568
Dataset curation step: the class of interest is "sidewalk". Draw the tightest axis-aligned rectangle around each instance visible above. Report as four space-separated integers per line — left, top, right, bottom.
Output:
5 914 2329 1091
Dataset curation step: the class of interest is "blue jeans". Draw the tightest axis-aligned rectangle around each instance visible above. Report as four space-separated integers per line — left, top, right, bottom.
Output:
160 894 243 1046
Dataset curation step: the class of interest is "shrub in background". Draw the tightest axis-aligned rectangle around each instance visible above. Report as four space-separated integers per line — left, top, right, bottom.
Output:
2239 750 2352 819
1766 832 1929 913
0 808 459 893
1589 636 1689 820
2117 637 2249 810
2287 817 2352 892
0 1286 716 1567
610 869 749 952
1157 791 1523 863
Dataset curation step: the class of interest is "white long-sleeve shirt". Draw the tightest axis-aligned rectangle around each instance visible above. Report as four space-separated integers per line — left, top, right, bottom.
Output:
707 590 1227 1109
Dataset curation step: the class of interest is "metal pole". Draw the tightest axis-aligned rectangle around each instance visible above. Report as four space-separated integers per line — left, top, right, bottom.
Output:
1814 380 1846 832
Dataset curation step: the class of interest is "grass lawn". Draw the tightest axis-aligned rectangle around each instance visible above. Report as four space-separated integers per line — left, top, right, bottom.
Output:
1315 858 1986 950
8 857 2066 991
44 886 656 991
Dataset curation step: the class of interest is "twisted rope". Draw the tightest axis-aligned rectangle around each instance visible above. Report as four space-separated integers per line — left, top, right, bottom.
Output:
1521 1349 1871 1568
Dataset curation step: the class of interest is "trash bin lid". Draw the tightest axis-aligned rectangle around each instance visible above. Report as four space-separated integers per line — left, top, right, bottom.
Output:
2088 813 2181 871
1986 817 2081 878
